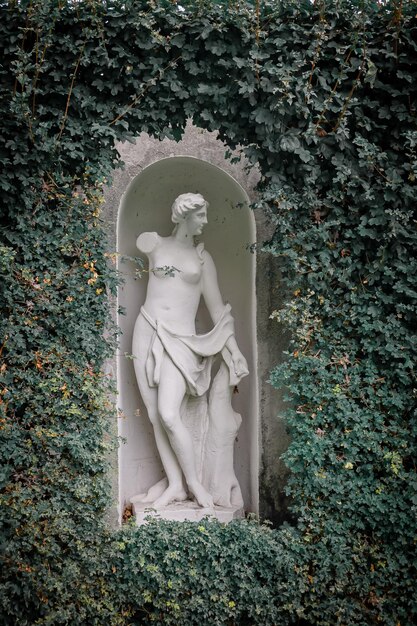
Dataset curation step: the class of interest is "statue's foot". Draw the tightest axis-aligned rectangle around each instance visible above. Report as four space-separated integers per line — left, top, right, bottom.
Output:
189 481 214 509
153 484 188 508
140 478 168 503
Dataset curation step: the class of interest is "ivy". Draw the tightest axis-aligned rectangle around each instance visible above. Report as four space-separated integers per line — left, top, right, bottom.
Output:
1 0 416 624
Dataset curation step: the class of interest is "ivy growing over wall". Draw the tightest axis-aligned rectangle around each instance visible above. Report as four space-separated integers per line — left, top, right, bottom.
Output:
1 1 416 624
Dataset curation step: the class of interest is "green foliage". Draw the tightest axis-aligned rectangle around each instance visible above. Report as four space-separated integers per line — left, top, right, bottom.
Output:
0 179 120 624
111 517 289 625
263 2 417 621
1 0 416 624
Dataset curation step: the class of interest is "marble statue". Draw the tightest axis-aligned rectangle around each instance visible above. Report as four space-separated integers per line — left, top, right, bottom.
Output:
132 192 248 510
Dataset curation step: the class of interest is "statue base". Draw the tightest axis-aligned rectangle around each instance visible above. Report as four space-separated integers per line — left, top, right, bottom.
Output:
131 499 244 525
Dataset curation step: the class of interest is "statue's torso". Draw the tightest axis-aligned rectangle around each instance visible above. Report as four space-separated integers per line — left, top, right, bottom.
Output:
140 234 204 333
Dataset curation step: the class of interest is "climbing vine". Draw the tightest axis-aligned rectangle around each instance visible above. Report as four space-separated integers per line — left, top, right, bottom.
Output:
1 1 416 624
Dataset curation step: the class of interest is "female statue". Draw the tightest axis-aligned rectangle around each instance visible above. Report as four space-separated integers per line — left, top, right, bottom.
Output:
132 192 248 508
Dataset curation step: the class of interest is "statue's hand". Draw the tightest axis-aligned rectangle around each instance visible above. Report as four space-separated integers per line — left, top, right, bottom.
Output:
231 350 249 379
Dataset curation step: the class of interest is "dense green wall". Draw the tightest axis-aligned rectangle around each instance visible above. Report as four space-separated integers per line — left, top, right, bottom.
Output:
1 1 416 624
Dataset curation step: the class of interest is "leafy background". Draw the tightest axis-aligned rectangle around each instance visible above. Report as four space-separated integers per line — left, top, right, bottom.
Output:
1 1 416 624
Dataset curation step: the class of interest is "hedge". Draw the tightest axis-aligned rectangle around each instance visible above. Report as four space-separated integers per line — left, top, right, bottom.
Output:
1 1 416 624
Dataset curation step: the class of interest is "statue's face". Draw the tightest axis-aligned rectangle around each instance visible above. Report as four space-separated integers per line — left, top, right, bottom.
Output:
187 206 208 236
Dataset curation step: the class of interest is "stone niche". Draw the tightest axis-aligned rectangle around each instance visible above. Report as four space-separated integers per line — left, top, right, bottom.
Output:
117 155 258 518
103 125 290 526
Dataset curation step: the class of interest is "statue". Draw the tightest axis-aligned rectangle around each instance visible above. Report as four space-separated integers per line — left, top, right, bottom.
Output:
132 192 249 509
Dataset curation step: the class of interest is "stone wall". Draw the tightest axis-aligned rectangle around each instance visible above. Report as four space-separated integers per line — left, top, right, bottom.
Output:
103 123 290 525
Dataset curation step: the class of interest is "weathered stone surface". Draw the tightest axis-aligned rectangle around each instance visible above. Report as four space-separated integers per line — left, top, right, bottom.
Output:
103 123 290 526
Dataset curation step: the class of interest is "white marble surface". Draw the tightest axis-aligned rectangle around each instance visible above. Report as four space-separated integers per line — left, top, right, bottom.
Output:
131 193 248 509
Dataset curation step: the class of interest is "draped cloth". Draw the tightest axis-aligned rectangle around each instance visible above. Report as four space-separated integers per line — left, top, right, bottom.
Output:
140 304 241 396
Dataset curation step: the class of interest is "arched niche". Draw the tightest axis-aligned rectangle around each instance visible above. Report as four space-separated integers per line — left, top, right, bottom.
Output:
117 156 258 518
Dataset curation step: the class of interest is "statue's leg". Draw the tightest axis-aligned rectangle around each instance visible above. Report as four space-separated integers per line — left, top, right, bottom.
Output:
133 316 186 504
157 356 214 509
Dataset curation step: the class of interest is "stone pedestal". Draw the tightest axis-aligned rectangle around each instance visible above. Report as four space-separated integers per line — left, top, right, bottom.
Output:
132 499 244 525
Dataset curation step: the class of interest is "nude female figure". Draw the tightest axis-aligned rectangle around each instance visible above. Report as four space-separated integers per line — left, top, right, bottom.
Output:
132 193 248 508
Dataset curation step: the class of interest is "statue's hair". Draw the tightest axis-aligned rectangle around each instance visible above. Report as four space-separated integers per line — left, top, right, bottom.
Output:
171 192 208 224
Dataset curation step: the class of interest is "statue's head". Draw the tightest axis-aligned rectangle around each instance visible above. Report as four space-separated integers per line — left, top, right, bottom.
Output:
171 193 208 223
171 193 209 236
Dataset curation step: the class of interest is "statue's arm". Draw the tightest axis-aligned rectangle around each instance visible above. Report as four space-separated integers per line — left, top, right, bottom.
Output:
201 250 226 324
136 232 159 254
201 251 248 377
